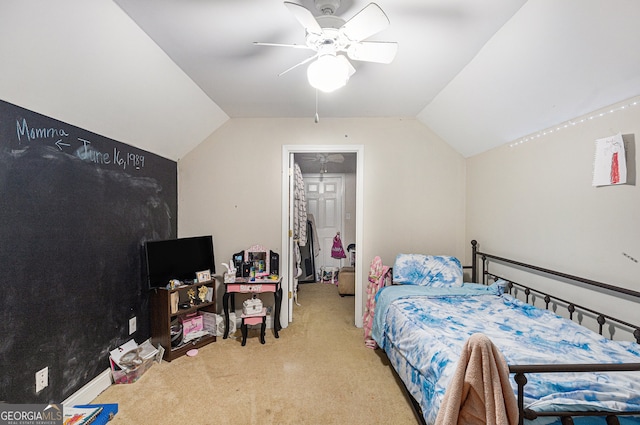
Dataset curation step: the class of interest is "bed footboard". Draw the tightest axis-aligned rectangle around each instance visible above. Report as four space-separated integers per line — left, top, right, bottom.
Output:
511 363 640 425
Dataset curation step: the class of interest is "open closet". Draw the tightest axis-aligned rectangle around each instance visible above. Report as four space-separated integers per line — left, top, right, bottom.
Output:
294 152 357 283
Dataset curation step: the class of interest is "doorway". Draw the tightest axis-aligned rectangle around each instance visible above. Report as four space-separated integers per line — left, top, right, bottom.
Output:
280 145 364 328
304 174 346 274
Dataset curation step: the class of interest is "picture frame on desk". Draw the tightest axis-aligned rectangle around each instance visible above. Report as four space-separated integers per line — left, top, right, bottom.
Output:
196 269 211 283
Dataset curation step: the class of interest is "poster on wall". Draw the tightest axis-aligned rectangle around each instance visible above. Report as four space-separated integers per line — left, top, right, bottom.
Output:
592 133 627 186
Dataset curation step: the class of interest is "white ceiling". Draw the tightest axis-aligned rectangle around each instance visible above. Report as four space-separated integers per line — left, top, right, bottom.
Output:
2 1 639 160
112 0 640 158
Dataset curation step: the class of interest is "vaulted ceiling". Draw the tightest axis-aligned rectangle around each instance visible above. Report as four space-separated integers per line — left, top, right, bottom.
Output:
113 0 640 158
2 1 639 161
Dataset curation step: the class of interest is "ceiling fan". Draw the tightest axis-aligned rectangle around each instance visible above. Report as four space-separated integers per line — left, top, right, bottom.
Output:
298 153 345 173
255 0 398 93
300 153 345 163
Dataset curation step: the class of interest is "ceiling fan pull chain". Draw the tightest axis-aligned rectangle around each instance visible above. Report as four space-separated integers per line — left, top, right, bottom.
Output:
314 88 320 123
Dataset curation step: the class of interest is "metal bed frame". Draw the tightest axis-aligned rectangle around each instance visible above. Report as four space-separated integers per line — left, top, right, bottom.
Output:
470 240 640 425
391 240 640 425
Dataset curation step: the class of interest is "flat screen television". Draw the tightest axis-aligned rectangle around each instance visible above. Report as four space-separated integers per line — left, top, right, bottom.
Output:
144 235 215 290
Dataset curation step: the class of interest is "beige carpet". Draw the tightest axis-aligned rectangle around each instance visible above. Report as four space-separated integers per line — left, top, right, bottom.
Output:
94 283 418 424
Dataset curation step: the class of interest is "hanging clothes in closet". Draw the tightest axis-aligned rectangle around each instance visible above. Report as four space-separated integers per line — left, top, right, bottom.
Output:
293 162 307 246
298 214 318 283
292 162 307 299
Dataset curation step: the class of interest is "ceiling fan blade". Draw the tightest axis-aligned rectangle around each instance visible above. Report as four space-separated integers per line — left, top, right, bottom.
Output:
299 154 321 162
347 41 398 64
278 54 319 77
253 42 313 50
340 3 390 42
284 1 323 36
326 154 345 163
336 55 356 77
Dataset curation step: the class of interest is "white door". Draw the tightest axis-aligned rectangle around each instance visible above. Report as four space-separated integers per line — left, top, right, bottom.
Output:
304 174 345 273
287 153 296 322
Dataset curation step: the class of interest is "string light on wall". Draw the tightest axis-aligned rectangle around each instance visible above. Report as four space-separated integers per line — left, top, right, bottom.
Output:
509 95 640 148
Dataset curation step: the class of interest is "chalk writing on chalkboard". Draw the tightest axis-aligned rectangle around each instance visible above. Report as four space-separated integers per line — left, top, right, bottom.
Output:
15 117 146 171
1 98 177 404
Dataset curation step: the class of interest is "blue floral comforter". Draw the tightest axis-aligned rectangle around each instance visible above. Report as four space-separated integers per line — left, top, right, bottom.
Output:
372 283 640 424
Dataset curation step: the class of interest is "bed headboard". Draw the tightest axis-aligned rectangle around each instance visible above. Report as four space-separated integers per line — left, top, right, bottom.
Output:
470 240 640 344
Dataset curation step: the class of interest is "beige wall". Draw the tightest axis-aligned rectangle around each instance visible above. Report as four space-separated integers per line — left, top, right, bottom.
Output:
0 0 227 162
178 117 467 319
466 99 640 335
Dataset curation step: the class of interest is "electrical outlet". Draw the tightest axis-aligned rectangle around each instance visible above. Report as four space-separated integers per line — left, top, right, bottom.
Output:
35 367 48 392
129 316 137 335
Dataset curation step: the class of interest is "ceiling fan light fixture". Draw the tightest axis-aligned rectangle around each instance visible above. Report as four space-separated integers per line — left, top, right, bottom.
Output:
307 54 350 93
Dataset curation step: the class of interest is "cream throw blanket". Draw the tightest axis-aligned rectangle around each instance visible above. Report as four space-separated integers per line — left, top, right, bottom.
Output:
434 333 519 425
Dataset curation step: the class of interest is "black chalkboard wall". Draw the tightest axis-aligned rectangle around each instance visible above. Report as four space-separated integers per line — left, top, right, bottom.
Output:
0 99 177 403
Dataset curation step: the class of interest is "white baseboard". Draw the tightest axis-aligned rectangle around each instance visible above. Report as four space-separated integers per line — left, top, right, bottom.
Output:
62 368 112 406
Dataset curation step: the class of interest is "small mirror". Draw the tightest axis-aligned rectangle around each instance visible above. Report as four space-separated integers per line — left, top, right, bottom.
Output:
245 244 269 277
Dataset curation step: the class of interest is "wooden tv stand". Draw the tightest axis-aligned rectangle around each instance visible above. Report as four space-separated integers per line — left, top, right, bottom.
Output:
150 281 216 361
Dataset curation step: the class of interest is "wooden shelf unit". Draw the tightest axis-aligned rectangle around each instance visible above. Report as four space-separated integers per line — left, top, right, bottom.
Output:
150 281 216 362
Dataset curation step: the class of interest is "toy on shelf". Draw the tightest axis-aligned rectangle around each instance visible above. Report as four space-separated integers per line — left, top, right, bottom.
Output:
221 262 237 283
